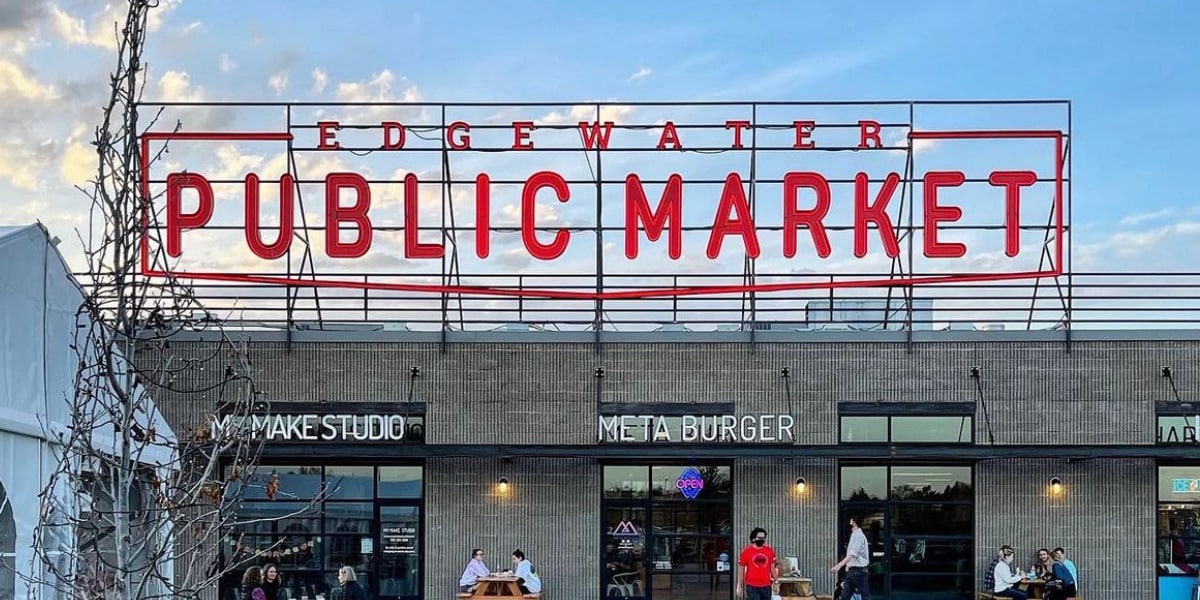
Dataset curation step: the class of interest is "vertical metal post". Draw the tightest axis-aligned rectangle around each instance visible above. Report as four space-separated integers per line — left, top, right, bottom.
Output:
594 105 604 354
749 103 758 350
285 105 294 352
905 103 916 352
440 106 449 353
1066 102 1074 353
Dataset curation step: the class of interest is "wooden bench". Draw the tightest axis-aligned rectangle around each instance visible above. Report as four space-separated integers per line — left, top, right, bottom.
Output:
977 594 1084 599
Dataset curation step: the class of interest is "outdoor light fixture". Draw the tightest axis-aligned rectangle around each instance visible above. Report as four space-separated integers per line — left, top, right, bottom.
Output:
794 477 807 495
781 366 791 378
970 366 980 379
595 366 605 378
410 366 422 378
498 477 510 494
1162 366 1173 377
1049 477 1063 495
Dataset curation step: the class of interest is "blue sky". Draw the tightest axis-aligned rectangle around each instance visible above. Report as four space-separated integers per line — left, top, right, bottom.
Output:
2 0 1199 325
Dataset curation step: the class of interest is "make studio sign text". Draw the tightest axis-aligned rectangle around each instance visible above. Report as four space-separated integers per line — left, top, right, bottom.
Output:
144 107 1065 299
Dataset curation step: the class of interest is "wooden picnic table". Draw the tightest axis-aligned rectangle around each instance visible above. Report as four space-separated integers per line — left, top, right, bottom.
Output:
775 575 814 598
468 575 525 598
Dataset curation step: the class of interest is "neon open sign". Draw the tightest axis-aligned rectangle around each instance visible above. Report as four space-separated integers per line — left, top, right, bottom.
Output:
676 467 706 500
139 101 1066 300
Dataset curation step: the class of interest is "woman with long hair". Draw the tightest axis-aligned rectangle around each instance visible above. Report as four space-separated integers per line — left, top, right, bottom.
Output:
241 567 267 600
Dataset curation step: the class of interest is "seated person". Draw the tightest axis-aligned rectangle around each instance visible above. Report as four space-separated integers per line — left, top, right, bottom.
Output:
1033 548 1052 579
1042 557 1077 600
991 547 1028 599
511 549 542 595
459 548 490 594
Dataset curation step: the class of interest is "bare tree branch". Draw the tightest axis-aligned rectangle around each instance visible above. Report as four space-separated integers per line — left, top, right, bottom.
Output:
24 3 323 600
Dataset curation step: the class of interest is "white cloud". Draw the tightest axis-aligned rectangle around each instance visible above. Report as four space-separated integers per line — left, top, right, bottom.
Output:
311 67 328 94
330 69 425 123
181 21 202 35
628 66 652 82
268 71 289 96
539 103 635 125
219 54 237 73
0 137 57 190
0 59 58 101
1119 208 1173 227
157 70 203 102
60 123 94 185
49 1 179 50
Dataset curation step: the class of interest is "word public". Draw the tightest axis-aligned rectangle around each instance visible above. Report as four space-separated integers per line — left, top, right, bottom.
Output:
163 119 1039 263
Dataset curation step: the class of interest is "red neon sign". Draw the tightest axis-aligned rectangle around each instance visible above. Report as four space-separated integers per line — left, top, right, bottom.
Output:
139 106 1066 300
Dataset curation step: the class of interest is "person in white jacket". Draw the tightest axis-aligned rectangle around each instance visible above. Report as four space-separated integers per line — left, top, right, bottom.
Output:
992 547 1028 599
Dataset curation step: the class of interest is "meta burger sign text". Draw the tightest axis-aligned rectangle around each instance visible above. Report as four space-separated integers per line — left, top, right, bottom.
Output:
146 113 1064 298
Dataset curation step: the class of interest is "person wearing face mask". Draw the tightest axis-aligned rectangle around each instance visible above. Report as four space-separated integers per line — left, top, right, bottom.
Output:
735 527 778 600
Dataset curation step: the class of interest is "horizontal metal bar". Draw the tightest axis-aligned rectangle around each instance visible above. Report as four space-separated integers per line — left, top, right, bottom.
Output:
256 442 1192 460
144 177 1067 186
136 99 1072 107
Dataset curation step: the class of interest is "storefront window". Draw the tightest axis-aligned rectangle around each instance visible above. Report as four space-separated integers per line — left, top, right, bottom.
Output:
222 465 423 600
840 465 973 600
601 464 733 600
1158 466 1200 599
840 416 973 444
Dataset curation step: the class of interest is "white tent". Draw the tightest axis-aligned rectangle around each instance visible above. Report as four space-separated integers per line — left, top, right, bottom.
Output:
0 223 177 600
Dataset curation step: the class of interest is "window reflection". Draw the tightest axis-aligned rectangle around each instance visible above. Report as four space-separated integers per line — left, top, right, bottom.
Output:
891 417 972 443
841 467 887 501
890 467 972 501
841 417 888 443
326 466 374 499
379 467 422 498
222 466 423 600
605 466 649 499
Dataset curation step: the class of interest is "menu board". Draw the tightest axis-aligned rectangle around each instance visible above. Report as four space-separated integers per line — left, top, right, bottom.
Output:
382 525 417 555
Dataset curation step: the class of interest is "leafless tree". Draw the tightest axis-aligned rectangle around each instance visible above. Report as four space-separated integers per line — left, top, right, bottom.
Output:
24 2 321 599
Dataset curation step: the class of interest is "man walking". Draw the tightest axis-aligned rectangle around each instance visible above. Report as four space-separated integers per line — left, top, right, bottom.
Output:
830 516 870 600
735 527 778 600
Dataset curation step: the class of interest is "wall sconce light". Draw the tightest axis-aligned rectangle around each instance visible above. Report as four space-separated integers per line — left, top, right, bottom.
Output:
497 477 510 494
794 477 807 495
1049 477 1063 496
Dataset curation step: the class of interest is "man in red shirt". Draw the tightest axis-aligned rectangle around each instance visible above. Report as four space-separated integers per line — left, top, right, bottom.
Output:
735 527 779 600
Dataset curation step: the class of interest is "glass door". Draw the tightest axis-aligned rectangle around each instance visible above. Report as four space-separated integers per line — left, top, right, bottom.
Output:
602 465 732 600
376 505 421 600
604 504 648 599
836 504 889 598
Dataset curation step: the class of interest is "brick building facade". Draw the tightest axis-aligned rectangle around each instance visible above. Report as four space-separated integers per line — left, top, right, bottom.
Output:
153 329 1200 600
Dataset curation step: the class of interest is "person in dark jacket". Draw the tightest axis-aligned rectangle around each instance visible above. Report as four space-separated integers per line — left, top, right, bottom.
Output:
262 564 283 600
336 567 367 600
242 567 267 600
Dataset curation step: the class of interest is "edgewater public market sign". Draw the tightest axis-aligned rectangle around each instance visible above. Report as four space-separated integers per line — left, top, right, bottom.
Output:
138 100 1067 299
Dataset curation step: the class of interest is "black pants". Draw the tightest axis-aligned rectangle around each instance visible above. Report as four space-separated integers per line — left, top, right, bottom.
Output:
744 584 772 600
995 588 1029 600
841 567 870 600
1042 583 1077 600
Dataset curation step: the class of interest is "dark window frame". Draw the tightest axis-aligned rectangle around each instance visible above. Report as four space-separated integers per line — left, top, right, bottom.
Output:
219 463 425 600
1156 463 1200 590
837 463 975 600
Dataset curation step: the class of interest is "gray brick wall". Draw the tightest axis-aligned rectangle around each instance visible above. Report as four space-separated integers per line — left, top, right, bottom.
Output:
142 338 1200 446
137 336 1196 598
734 458 839 596
425 457 599 599
976 458 1156 598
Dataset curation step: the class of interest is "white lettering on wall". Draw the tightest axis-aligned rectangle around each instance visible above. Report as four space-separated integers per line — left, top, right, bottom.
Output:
597 414 796 443
211 414 414 442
